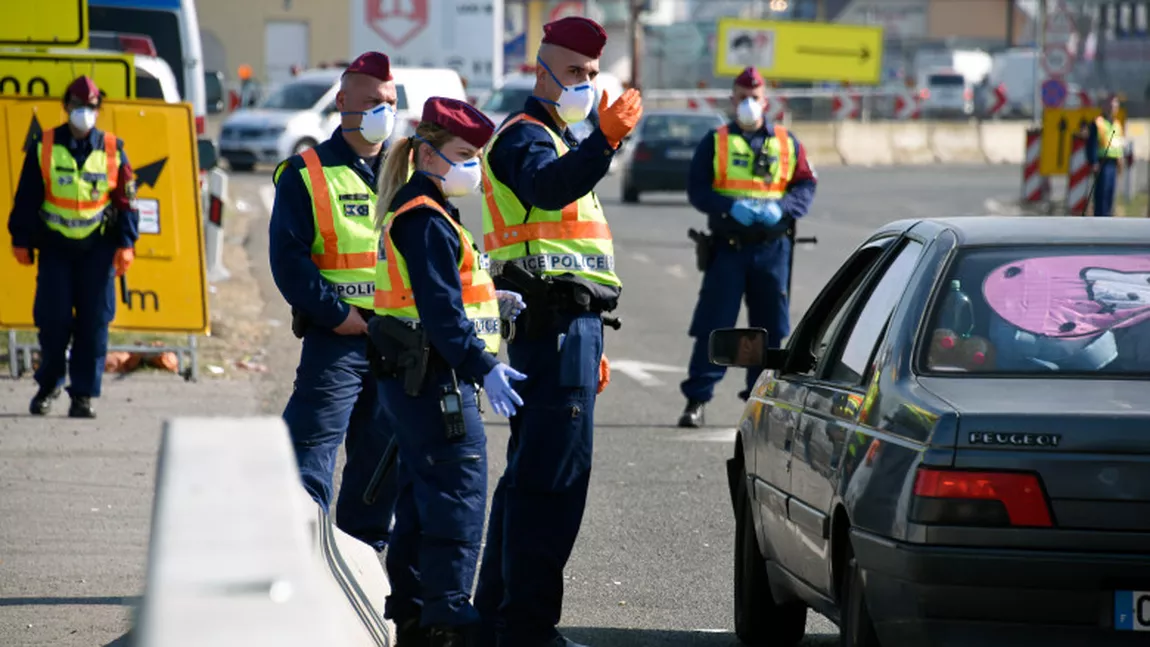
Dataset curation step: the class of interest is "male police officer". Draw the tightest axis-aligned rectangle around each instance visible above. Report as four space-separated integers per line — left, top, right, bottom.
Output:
678 66 817 428
1086 94 1125 217
474 16 643 647
268 52 400 549
7 75 138 419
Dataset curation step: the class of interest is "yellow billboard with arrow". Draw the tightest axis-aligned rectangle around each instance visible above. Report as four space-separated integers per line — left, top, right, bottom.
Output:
714 18 884 85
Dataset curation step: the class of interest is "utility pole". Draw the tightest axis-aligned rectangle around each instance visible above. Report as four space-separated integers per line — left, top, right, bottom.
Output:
629 0 643 90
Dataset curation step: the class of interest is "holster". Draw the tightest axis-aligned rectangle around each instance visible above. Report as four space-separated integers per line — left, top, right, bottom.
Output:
688 228 713 272
290 307 310 339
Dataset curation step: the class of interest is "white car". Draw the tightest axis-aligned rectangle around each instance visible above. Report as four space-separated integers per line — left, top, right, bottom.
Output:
219 67 467 172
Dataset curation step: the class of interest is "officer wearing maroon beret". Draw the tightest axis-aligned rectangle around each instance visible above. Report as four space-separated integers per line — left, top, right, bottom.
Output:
475 15 643 647
269 51 400 550
371 97 525 647
677 65 818 427
7 75 139 419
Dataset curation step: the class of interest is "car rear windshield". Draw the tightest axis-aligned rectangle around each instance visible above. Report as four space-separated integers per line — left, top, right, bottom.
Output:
928 74 965 87
258 81 330 111
89 6 184 99
921 246 1150 376
640 115 719 141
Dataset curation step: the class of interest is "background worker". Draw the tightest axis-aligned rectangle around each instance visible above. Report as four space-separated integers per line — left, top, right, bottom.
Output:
677 66 818 428
371 96 526 647
474 16 643 647
268 51 400 550
7 75 138 419
1086 94 1125 217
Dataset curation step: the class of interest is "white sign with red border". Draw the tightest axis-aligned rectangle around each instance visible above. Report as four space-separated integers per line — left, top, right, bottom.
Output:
1042 43 1074 77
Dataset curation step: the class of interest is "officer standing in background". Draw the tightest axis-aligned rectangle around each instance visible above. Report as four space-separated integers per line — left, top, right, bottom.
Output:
371 96 526 647
1086 93 1125 217
268 52 400 549
475 16 643 647
7 76 138 419
677 66 817 428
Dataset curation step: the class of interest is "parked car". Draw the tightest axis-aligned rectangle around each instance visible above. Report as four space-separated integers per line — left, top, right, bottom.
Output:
711 216 1150 647
620 110 725 203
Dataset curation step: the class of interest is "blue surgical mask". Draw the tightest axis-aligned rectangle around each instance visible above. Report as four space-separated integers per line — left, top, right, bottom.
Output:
533 57 596 124
416 137 481 197
342 104 396 143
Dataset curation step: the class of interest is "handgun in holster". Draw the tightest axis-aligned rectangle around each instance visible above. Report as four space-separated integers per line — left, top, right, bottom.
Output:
498 262 622 340
688 228 714 272
367 315 429 397
290 306 310 339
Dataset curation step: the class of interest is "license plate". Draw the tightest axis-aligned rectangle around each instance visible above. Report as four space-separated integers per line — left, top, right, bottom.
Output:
665 148 693 160
1114 591 1150 630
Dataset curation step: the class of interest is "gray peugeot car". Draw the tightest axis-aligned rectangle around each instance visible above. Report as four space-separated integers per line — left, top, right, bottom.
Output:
710 216 1150 646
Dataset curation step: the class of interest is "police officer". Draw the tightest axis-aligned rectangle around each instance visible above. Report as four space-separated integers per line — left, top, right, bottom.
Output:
1087 94 1125 217
7 75 139 419
677 67 818 428
371 96 526 647
474 17 643 647
268 52 400 549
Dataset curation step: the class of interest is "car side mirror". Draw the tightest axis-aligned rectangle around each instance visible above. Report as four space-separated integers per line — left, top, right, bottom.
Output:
708 328 787 369
197 138 219 171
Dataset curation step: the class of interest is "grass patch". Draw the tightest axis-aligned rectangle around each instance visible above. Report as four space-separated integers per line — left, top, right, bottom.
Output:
1122 192 1148 218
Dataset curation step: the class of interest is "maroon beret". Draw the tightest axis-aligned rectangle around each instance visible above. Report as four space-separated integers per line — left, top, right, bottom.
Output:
542 16 607 59
735 66 764 89
344 51 392 82
66 76 101 103
422 97 495 149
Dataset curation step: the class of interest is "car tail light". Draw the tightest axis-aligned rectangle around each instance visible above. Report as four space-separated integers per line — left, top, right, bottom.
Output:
910 467 1053 528
964 88 973 101
633 144 652 162
919 89 930 100
118 34 158 57
196 116 205 135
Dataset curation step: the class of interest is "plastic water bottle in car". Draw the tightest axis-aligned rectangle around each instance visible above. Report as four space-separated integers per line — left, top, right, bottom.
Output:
939 279 975 337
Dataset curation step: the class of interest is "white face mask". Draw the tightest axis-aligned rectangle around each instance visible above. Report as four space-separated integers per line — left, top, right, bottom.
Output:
422 143 482 197
736 97 764 130
70 107 97 133
535 57 596 124
343 103 396 143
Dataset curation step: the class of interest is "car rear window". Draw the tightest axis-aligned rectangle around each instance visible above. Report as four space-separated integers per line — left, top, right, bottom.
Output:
921 247 1150 376
258 81 330 110
89 7 184 99
928 74 965 87
135 69 164 100
640 115 720 141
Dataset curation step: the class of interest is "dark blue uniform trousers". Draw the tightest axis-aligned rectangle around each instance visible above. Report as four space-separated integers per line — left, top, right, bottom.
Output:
1093 159 1118 217
33 242 117 398
378 372 487 628
475 312 603 647
282 327 397 550
681 238 791 403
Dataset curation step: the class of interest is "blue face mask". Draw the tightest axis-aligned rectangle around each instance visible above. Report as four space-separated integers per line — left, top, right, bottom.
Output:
341 103 396 143
532 57 596 124
415 136 482 197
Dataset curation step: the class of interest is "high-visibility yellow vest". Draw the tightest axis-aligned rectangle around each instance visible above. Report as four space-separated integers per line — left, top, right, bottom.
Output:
276 148 379 309
374 195 501 354
711 125 796 199
481 114 620 288
1096 117 1125 159
38 129 120 240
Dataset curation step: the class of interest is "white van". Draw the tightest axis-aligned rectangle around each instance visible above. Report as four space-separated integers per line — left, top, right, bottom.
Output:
219 67 467 171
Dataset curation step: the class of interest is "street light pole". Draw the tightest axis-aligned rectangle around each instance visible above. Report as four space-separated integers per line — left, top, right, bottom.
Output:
629 0 642 90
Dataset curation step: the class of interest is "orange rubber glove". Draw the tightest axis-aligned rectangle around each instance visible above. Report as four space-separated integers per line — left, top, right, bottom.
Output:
13 247 34 266
597 354 611 394
114 247 135 277
598 89 644 149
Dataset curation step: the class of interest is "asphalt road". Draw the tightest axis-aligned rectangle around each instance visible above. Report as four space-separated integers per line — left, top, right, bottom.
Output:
0 162 1020 646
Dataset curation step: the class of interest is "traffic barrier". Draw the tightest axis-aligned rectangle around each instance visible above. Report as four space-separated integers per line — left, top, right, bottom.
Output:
799 123 842 166
929 123 986 163
1021 128 1049 204
888 123 934 165
203 167 231 283
979 122 1027 165
1066 134 1091 215
835 122 894 166
893 90 922 120
831 89 861 121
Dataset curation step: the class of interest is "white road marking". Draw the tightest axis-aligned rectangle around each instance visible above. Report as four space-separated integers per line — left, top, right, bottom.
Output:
673 428 738 443
630 252 651 264
259 186 276 214
233 198 252 213
610 359 684 387
665 264 687 279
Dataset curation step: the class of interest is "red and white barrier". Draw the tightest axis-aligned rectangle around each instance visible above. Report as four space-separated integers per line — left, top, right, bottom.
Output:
1066 134 1092 215
893 90 921 120
1066 88 1093 109
686 94 787 123
764 95 788 124
202 167 230 282
832 89 861 120
686 97 723 111
1022 128 1049 203
987 83 1008 118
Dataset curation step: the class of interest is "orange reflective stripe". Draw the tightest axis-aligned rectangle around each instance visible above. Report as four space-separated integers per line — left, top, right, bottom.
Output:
774 126 792 186
715 125 730 187
104 132 118 191
301 148 347 270
484 219 610 251
39 130 54 184
39 129 116 212
376 195 459 309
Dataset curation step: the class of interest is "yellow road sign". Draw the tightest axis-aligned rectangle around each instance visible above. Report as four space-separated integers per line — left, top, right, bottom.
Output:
0 97 210 334
1040 107 1128 176
715 18 884 84
0 51 135 100
0 0 89 49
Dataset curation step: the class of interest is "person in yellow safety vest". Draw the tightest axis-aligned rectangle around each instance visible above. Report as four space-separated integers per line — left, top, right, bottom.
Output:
7 75 139 419
267 51 400 552
1086 93 1126 217
473 16 644 647
369 96 527 647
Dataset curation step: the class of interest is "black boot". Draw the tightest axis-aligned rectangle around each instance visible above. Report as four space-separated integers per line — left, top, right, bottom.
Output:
677 399 705 428
427 626 471 647
395 618 430 647
29 386 61 416
68 396 96 419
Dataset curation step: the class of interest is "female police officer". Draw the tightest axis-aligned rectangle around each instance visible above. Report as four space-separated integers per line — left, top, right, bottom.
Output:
371 97 526 647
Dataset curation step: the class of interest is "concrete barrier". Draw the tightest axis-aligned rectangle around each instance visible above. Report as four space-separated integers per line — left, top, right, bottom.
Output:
1128 120 1150 161
798 123 842 166
978 122 1028 165
929 123 986 163
836 121 894 166
888 123 934 165
135 417 394 647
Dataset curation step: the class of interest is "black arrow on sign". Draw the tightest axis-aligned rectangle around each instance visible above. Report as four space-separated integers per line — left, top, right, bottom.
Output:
1057 117 1068 168
135 157 168 189
22 114 43 154
796 45 871 62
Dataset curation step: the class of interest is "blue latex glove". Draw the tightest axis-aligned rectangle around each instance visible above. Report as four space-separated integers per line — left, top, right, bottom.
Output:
495 290 526 321
729 199 758 226
755 200 783 227
483 363 527 418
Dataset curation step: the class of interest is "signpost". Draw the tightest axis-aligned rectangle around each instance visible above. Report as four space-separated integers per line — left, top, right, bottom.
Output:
714 18 883 84
1042 44 1073 77
0 0 88 49
1041 77 1068 109
1039 106 1128 176
0 51 136 100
